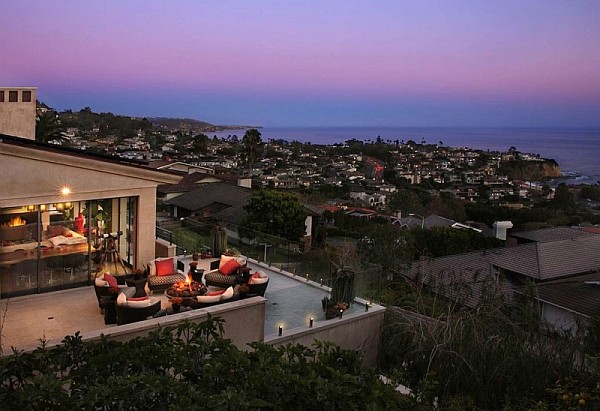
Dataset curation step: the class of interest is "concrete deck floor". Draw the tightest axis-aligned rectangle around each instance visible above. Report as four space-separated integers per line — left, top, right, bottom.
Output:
0 260 363 354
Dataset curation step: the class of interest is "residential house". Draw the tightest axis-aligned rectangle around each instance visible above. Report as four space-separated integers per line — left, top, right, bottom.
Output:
164 182 252 225
515 272 600 333
1 91 181 298
0 134 181 298
404 228 600 315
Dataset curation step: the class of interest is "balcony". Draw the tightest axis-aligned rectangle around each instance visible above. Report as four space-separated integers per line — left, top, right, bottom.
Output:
0 251 385 363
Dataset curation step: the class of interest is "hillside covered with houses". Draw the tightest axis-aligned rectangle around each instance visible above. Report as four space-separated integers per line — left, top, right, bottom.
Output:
38 104 595 220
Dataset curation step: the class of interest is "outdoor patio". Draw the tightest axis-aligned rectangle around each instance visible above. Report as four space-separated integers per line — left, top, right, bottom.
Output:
0 258 370 354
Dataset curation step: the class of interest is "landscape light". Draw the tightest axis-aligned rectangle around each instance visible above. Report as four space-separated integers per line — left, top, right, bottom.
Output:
278 325 283 336
309 317 314 328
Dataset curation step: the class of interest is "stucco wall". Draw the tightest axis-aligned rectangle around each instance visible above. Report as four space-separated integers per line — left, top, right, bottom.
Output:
0 143 180 267
77 297 266 349
266 305 386 366
0 87 36 140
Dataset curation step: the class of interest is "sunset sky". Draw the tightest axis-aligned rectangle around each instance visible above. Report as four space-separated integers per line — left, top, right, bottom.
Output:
2 1 599 127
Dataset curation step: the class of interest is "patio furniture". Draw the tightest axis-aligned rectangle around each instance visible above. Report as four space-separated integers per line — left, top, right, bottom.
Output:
125 276 148 298
100 296 118 324
246 278 269 298
115 292 161 325
204 255 247 288
147 257 186 292
94 273 135 310
188 262 204 283
189 286 237 309
244 270 269 297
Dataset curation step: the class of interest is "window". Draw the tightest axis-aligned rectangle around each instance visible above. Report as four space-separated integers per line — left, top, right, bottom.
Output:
0 91 4 102
9 91 18 102
22 91 32 102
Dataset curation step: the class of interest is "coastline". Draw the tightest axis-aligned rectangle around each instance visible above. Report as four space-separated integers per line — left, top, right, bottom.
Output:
211 126 600 185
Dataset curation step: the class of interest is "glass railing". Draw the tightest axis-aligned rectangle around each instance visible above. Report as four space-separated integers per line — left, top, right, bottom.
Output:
156 218 384 304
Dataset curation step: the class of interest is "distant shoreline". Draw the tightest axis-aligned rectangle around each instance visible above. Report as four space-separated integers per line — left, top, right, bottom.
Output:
212 126 600 185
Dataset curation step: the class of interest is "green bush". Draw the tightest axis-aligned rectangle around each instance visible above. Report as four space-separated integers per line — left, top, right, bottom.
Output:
0 316 401 410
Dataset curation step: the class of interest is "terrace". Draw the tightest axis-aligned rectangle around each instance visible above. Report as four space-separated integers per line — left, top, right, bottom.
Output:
0 221 386 363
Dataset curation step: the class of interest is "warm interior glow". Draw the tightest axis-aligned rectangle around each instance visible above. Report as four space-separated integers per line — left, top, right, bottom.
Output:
1 216 27 227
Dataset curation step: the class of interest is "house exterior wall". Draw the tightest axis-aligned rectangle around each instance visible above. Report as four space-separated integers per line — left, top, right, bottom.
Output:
0 142 180 270
541 302 581 333
0 87 37 140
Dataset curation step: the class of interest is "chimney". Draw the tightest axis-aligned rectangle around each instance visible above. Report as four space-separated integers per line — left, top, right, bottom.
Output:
493 221 513 240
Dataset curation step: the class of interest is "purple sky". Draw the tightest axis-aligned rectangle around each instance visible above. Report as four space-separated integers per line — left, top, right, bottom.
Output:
2 1 599 127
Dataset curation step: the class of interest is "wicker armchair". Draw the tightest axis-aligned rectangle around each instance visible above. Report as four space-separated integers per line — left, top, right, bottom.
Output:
94 274 135 310
204 255 247 288
147 257 186 292
245 279 269 298
116 299 161 325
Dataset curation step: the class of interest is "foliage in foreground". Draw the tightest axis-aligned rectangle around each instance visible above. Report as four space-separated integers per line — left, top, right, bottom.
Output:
380 288 600 410
0 316 402 410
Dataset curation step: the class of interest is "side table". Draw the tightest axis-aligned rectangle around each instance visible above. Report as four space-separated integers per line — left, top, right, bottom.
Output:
126 277 148 297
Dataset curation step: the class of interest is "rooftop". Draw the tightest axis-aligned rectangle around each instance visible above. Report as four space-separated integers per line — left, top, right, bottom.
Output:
510 226 594 243
0 258 370 353
520 272 600 318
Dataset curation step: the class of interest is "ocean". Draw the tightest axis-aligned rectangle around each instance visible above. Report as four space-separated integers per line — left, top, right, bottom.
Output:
213 127 600 185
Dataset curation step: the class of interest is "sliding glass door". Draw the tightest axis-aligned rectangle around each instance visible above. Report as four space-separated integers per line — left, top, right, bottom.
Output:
0 196 138 298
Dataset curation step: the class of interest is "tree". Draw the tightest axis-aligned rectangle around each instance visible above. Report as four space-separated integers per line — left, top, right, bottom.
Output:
35 112 68 144
242 190 306 242
192 133 209 154
427 193 467 221
550 183 576 210
388 188 430 216
242 128 262 175
581 184 600 201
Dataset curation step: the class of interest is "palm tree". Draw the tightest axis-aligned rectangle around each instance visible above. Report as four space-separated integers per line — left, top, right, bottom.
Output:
242 128 262 175
36 113 69 145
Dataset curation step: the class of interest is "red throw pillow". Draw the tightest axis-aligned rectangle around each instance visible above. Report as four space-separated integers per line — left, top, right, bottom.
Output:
127 296 149 301
206 289 225 296
103 273 118 288
219 259 241 276
248 272 260 283
155 258 174 277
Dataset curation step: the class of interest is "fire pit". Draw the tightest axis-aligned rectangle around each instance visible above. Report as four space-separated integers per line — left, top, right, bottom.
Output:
165 275 207 310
